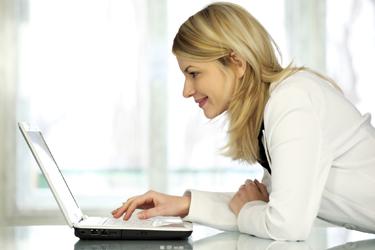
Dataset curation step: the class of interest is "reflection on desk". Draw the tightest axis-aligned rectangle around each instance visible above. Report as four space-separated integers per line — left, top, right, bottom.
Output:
73 231 375 250
328 239 375 250
193 231 375 250
74 239 193 250
1 224 375 250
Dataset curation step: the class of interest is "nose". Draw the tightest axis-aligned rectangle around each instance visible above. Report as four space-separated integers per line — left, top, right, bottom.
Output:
182 79 195 98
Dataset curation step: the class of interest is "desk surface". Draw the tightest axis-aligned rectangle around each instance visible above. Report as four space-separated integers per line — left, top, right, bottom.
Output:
1 224 375 250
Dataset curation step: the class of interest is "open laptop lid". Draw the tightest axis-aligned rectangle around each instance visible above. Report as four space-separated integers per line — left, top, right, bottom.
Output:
18 122 84 227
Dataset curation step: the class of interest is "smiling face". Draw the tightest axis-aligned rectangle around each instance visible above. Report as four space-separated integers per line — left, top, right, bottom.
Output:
177 56 241 119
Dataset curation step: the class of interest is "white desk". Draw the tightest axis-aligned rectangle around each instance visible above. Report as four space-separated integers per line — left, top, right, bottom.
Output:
1 224 375 250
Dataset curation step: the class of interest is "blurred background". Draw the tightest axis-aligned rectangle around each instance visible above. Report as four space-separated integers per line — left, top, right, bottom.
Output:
0 0 374 226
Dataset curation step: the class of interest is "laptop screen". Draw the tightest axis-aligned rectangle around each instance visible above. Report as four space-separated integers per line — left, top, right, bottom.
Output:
24 129 84 226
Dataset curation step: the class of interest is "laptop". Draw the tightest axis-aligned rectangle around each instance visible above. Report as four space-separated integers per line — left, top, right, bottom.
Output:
18 122 193 240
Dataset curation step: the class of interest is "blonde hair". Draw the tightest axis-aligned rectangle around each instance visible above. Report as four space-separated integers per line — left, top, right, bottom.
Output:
172 2 336 164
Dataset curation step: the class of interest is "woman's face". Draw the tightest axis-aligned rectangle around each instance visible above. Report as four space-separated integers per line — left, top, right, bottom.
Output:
176 56 239 119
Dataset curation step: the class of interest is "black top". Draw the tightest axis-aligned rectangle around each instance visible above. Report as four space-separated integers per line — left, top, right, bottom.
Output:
257 122 271 175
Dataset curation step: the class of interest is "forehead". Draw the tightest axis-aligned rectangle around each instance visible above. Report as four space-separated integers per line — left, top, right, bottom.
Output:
176 56 218 71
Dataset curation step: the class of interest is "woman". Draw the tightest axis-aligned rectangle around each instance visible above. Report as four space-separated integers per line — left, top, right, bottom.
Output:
112 2 375 240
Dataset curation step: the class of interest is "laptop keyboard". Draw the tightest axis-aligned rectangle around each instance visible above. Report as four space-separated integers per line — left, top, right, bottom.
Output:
79 216 185 228
103 217 154 227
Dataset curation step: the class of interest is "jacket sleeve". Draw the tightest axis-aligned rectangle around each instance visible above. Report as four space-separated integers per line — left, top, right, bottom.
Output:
237 86 332 241
182 189 238 231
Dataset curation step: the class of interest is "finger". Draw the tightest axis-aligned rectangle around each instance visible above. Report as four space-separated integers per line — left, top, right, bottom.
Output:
254 179 263 190
245 179 253 185
254 179 269 200
112 197 137 218
111 207 123 216
137 206 163 220
244 180 261 197
124 196 154 221
252 179 263 192
111 207 119 215
112 201 130 214
112 205 127 218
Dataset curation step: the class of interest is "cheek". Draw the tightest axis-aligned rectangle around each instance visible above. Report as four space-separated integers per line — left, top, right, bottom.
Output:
204 69 236 105
222 76 236 102
219 67 236 90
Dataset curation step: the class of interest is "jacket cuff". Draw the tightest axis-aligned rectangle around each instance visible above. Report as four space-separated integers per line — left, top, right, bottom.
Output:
182 189 238 231
237 201 268 238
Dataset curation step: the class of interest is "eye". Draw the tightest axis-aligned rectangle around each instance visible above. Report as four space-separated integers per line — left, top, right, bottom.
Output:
189 72 199 79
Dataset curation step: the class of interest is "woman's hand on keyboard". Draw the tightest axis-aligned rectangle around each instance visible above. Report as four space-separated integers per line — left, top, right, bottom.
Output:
111 190 191 221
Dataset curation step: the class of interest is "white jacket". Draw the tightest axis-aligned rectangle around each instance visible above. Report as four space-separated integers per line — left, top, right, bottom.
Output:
183 71 375 241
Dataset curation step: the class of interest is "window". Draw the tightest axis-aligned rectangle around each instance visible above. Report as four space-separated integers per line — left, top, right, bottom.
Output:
15 0 151 211
1 0 373 223
326 0 375 119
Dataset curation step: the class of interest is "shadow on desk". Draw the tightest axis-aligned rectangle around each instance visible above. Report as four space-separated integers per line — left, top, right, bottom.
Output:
74 232 375 250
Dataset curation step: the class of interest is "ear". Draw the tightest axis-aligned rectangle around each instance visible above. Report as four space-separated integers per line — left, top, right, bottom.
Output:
228 52 246 79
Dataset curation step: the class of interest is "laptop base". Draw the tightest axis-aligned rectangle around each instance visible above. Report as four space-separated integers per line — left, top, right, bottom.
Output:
74 228 192 240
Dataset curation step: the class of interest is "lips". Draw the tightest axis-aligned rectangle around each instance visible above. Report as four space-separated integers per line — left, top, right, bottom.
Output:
195 97 208 108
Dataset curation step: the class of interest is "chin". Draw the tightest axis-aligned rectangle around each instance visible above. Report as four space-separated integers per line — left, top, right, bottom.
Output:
203 109 222 119
202 110 214 119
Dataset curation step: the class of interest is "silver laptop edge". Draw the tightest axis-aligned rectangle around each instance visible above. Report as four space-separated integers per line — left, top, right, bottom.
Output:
18 122 84 227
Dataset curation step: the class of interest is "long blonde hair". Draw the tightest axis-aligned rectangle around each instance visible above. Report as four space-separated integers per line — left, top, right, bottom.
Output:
172 2 333 164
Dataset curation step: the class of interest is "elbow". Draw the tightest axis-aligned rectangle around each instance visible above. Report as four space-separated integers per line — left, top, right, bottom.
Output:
268 221 312 241
273 228 310 241
237 203 313 241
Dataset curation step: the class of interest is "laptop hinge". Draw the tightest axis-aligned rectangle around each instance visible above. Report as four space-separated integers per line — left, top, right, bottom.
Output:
76 214 88 225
